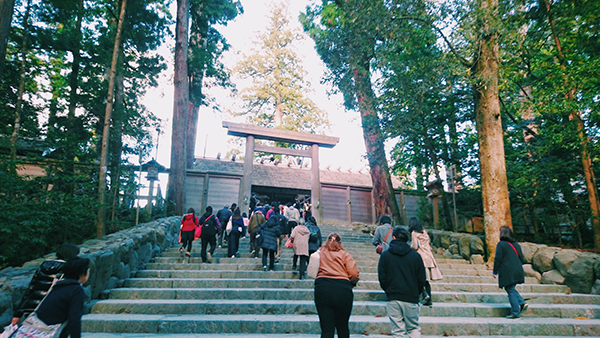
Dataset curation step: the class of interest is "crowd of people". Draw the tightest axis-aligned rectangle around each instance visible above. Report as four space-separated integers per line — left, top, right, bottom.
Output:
6 202 527 338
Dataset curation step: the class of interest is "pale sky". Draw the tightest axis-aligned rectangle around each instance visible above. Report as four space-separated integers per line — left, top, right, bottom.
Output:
140 0 371 198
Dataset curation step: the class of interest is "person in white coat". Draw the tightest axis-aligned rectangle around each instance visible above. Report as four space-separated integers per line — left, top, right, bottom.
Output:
408 217 442 306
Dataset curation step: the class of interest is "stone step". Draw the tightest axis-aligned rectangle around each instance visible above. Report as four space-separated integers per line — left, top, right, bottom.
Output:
90 299 600 319
145 262 483 274
81 314 600 336
121 278 568 293
134 269 539 284
82 334 600 338
106 288 596 304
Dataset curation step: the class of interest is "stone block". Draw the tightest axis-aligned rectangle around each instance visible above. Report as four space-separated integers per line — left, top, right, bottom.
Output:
443 249 453 258
541 269 565 285
459 236 471 259
590 279 600 295
565 257 596 294
470 236 485 255
439 233 451 249
470 254 485 265
523 264 542 282
137 242 153 264
448 244 459 255
553 249 580 276
520 242 545 264
532 247 557 273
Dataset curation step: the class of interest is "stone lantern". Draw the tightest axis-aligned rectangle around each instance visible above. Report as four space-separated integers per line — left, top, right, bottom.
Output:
142 159 165 215
426 179 443 230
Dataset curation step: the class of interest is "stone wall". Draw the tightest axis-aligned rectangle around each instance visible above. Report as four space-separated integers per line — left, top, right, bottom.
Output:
428 230 600 295
0 216 180 327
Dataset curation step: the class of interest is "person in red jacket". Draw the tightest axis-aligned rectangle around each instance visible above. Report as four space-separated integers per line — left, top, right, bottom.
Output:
180 207 199 258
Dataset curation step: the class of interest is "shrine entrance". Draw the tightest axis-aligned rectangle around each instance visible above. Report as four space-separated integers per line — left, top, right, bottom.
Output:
223 121 338 223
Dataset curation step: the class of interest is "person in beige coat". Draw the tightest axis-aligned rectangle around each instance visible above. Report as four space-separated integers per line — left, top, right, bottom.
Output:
408 217 442 306
290 222 310 279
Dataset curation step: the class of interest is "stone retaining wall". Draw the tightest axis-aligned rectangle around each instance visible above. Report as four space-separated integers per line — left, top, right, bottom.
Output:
0 216 180 327
428 229 600 295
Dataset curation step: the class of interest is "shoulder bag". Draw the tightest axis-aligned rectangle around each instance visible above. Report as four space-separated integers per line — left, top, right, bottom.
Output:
376 227 393 254
11 280 67 338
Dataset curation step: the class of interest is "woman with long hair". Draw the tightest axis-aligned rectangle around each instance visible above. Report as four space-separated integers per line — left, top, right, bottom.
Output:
228 208 245 258
408 217 442 306
314 233 360 338
493 226 528 319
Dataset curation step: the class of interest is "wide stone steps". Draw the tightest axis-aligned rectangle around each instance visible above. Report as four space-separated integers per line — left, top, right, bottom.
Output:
91 299 600 318
82 313 600 336
135 269 539 283
82 335 600 338
105 287 596 304
120 277 567 293
82 223 600 337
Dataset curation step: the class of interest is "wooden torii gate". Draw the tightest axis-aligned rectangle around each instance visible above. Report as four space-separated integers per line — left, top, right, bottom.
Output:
223 121 339 223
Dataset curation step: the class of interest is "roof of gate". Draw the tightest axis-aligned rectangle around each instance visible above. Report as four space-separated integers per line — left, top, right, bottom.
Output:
223 121 339 148
189 158 406 190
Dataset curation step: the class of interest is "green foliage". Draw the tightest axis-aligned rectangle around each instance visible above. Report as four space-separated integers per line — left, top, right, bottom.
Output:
0 161 97 269
231 2 329 133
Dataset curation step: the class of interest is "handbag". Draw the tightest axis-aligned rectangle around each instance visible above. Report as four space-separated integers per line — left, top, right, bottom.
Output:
226 218 233 235
376 227 393 254
1 324 17 338
10 279 67 338
11 313 66 338
419 288 431 305
306 249 321 279
284 237 293 248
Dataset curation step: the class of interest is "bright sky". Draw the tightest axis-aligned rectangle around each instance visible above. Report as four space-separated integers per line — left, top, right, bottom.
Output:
142 0 368 178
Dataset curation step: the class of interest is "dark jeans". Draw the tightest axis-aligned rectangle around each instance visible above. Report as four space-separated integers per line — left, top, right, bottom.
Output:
314 278 354 338
180 231 194 252
505 283 525 317
298 255 308 279
262 248 275 270
249 230 259 257
201 235 216 262
228 231 241 257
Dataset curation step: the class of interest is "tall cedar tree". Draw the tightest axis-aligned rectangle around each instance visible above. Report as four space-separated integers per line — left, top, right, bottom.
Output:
301 1 401 224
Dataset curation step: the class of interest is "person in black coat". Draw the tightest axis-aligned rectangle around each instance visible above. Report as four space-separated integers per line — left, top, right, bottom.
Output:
259 213 281 271
378 227 426 338
12 243 80 325
200 206 219 263
493 226 528 319
216 205 233 248
36 256 90 338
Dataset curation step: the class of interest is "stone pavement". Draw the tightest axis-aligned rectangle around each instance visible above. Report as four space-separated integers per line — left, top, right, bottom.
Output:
82 224 600 337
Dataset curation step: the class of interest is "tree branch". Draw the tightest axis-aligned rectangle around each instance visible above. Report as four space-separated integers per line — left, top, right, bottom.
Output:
500 97 538 138
390 15 473 68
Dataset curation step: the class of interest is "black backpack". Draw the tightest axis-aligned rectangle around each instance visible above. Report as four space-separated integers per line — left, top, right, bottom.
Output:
202 215 217 236
308 224 320 243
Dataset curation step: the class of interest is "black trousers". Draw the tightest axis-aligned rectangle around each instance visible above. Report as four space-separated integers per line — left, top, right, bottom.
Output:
262 248 275 270
314 278 354 338
180 231 195 252
201 235 216 262
298 255 308 279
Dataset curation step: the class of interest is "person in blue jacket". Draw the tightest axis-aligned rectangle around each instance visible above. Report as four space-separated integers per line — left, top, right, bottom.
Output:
493 226 528 319
36 256 90 338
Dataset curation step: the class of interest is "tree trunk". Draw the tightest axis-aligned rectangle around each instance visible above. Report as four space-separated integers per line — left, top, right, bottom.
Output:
541 0 600 250
472 0 512 263
9 0 30 170
351 58 401 224
97 0 127 238
186 1 205 169
109 50 126 229
64 0 83 187
572 111 600 249
0 0 14 78
167 0 190 215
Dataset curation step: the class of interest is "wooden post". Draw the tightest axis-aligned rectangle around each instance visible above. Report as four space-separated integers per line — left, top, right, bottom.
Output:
201 173 209 212
346 186 352 224
239 135 255 214
311 144 322 223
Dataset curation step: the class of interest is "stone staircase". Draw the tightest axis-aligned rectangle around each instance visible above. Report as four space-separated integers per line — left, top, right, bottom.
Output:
81 224 600 338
